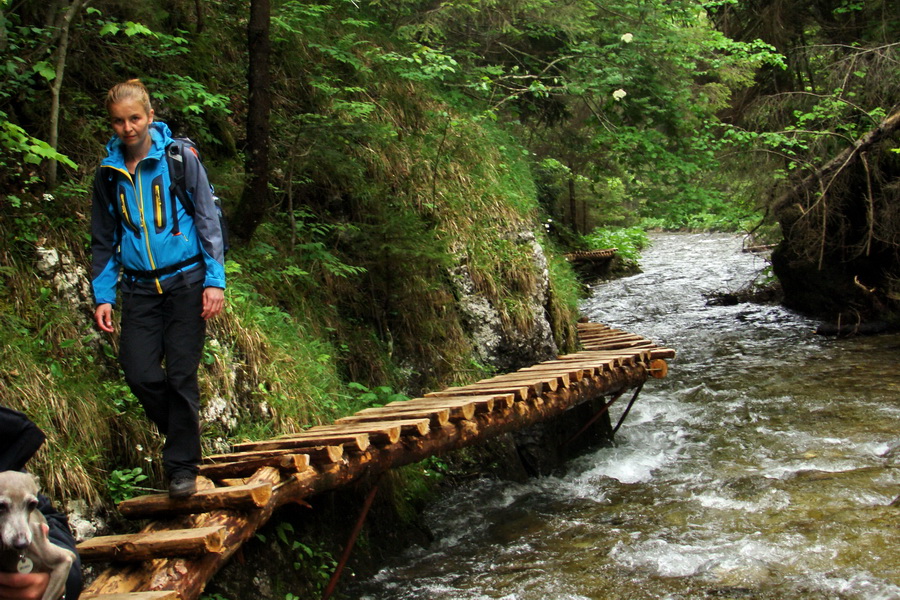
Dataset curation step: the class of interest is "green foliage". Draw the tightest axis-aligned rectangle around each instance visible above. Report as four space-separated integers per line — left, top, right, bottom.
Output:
257 522 337 594
107 467 149 503
212 257 346 427
0 113 77 175
346 382 410 411
582 227 649 262
0 0 890 559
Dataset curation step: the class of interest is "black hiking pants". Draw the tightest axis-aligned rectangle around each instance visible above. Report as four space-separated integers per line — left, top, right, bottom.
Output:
119 282 205 478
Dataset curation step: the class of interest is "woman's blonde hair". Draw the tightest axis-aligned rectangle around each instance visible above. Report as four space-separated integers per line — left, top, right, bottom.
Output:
106 79 153 115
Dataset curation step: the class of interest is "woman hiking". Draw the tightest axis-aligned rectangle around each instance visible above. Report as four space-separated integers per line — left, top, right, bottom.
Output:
90 79 226 499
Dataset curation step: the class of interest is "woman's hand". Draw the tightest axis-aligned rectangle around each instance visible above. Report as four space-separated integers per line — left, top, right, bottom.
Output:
94 303 115 333
201 287 225 320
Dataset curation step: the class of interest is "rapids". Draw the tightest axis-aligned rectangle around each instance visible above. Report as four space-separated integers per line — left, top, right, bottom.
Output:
349 233 900 600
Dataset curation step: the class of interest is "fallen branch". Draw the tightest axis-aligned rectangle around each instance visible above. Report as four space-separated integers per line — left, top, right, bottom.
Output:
773 109 900 217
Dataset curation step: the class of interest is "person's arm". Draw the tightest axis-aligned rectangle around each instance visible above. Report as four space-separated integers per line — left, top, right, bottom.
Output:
182 150 226 292
90 169 121 311
38 495 81 600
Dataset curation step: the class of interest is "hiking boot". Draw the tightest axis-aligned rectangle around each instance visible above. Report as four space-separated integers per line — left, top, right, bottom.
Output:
168 474 197 499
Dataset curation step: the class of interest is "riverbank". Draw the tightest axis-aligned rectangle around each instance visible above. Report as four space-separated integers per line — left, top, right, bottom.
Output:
345 233 900 599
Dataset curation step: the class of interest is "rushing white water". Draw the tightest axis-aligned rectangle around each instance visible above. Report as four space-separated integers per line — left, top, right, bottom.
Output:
349 233 900 600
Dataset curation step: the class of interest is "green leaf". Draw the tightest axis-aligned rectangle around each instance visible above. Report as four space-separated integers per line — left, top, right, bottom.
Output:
98 22 120 36
33 61 56 82
123 21 155 37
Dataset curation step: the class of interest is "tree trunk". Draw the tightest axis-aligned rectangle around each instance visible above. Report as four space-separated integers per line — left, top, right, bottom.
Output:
194 0 205 33
568 176 578 234
0 6 8 51
46 0 88 188
230 0 271 243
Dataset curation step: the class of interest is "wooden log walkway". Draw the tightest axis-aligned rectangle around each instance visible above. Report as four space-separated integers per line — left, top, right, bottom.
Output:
78 322 674 600
563 248 617 263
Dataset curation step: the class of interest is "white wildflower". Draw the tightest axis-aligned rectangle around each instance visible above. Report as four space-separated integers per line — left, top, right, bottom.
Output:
621 33 634 43
612 89 627 101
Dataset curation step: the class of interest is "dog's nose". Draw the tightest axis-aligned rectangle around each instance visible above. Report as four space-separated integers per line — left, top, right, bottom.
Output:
12 535 30 550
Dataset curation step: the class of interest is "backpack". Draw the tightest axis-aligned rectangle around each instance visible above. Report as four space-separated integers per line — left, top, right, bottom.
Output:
165 138 230 254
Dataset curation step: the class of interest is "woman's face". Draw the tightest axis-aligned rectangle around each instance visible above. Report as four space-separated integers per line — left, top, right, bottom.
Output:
109 99 154 156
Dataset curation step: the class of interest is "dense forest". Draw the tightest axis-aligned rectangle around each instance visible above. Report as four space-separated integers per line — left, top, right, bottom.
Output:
0 0 897 592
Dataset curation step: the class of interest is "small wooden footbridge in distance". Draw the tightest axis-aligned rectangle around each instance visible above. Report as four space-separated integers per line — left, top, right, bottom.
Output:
78 322 674 600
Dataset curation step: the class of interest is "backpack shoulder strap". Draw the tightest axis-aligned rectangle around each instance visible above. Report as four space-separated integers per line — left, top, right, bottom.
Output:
166 138 196 215
165 138 198 237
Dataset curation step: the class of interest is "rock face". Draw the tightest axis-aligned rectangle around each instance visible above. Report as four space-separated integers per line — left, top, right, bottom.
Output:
450 230 558 372
770 127 900 329
35 246 93 313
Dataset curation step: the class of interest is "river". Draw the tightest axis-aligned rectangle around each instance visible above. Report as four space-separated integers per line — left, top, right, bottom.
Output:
349 233 900 600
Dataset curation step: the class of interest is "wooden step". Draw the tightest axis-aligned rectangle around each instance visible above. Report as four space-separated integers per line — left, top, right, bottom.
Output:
117 480 274 519
425 381 531 401
650 347 676 359
445 382 534 401
277 419 431 444
584 340 655 352
205 446 342 467
78 526 225 562
81 592 181 600
401 395 507 419
200 453 310 479
519 362 599 380
233 432 369 453
474 372 570 391
336 407 450 428
315 418 432 437
414 392 515 411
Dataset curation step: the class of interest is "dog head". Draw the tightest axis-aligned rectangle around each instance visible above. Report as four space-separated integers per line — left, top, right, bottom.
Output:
0 471 40 551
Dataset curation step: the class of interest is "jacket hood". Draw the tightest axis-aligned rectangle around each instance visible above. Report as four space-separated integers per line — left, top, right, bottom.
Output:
0 406 45 471
101 121 173 170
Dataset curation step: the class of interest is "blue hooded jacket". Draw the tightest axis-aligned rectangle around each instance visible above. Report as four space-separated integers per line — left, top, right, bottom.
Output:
91 121 226 304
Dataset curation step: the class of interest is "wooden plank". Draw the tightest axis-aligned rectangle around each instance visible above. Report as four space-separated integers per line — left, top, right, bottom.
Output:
558 350 648 359
83 468 284 600
78 526 225 562
233 432 369 453
80 593 181 600
583 340 655 351
199 453 310 479
389 398 485 421
557 350 647 364
302 418 432 439
580 330 642 340
520 360 608 373
117 480 273 519
427 383 532 401
409 393 517 412
205 446 342 466
336 407 450 427
278 426 400 445
548 354 623 368
579 338 648 348
407 395 493 412
475 372 570 391
576 322 611 331
80 343 656 600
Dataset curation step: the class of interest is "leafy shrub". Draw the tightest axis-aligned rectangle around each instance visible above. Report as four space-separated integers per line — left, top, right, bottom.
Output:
582 227 650 262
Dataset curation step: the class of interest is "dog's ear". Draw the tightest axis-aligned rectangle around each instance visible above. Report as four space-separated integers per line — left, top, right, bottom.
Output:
26 472 41 495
